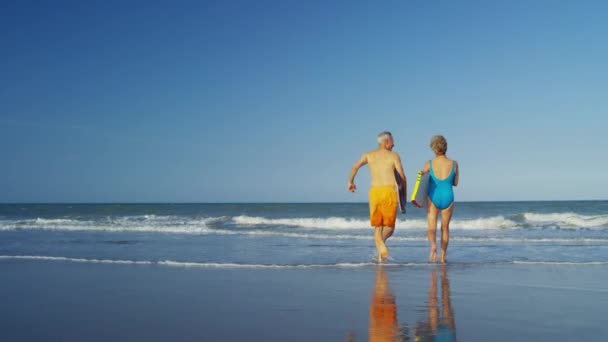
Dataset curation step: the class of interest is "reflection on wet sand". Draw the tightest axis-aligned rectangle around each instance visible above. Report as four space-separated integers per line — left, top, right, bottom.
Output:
347 266 457 341
369 267 403 341
415 266 457 341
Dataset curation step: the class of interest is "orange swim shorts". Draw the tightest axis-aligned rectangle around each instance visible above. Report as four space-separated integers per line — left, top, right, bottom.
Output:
369 186 398 228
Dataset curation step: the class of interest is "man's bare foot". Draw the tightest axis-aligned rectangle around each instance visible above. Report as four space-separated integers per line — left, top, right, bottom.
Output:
380 249 389 262
377 255 389 263
429 247 437 263
375 246 383 262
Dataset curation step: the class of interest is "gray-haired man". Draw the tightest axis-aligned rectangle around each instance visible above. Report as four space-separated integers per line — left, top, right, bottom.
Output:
348 131 407 262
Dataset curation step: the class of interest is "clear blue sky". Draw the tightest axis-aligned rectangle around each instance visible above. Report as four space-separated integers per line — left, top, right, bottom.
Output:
1 0 607 203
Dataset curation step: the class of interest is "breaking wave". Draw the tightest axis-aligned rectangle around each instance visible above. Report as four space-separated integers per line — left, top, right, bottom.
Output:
233 215 518 230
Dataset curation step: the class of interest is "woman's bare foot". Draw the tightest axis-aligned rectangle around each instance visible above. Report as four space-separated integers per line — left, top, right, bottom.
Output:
429 247 437 263
440 250 447 264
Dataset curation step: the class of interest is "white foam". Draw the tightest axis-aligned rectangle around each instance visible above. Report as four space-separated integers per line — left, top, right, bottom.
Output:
33 218 79 225
512 261 608 265
211 229 424 241
233 212 608 230
2 212 608 239
233 215 518 230
233 215 371 229
0 255 423 269
3 255 608 268
3 217 608 244
213 230 608 244
448 216 519 230
0 255 154 265
523 212 608 228
441 237 608 244
0 216 224 234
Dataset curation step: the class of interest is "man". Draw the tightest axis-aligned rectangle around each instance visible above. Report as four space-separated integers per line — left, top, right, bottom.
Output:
348 131 407 262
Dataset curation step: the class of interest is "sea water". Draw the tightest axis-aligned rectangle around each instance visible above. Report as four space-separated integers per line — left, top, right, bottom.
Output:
1 201 608 267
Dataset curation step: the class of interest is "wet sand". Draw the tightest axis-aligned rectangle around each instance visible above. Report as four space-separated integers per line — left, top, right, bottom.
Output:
1 260 607 341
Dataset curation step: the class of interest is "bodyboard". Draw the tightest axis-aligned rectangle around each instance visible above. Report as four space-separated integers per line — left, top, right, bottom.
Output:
410 171 430 208
394 171 406 214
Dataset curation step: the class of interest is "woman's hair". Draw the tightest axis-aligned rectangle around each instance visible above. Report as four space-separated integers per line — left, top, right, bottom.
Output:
430 135 447 154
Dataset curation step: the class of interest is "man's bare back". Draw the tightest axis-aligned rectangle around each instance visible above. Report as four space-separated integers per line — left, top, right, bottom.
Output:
367 150 404 187
348 149 406 192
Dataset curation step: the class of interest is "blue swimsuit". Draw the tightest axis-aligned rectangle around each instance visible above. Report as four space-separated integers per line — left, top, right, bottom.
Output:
428 160 455 210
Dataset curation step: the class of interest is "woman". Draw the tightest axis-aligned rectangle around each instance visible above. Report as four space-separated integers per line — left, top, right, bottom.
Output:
421 135 459 263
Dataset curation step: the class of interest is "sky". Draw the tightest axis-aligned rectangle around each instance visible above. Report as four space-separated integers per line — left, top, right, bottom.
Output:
1 0 607 203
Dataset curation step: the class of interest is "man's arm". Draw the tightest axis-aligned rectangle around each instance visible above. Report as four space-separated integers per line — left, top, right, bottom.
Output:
348 153 368 192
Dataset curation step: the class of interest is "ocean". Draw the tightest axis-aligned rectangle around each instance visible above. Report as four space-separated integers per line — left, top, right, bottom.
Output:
3 201 608 341
2 201 608 266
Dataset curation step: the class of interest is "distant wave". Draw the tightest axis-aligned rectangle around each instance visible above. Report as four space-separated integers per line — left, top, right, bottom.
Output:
1 212 608 236
2 217 608 245
234 213 608 230
512 261 608 265
0 216 224 234
17 220 607 243
233 216 372 229
522 212 608 228
233 215 518 230
2 255 608 268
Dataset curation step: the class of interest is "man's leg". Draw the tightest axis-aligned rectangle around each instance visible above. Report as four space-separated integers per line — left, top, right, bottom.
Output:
374 227 389 262
379 226 394 262
382 226 394 241
380 198 397 255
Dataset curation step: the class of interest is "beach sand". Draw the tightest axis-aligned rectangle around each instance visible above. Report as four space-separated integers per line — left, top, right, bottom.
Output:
1 260 607 341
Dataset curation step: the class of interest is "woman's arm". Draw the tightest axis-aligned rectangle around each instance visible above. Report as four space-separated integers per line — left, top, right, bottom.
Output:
453 161 459 186
421 161 430 174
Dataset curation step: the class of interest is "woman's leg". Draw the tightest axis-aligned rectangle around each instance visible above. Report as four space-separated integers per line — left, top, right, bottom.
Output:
427 198 438 262
439 204 454 263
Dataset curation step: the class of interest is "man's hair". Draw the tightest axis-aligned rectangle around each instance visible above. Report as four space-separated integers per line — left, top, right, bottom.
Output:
377 131 393 144
430 135 447 154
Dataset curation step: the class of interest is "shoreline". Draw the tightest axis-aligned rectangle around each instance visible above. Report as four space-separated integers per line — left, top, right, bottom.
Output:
1 199 607 205
3 255 608 268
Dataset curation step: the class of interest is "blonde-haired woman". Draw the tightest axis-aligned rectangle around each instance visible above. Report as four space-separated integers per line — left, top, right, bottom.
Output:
421 135 459 263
